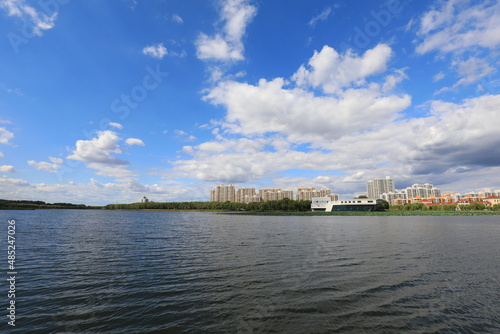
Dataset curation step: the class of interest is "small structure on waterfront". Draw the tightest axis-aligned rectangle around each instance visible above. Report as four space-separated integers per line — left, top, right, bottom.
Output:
140 196 149 203
311 197 383 212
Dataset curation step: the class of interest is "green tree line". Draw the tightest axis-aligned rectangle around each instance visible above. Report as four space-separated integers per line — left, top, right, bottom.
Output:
105 198 313 212
389 202 500 211
0 199 96 210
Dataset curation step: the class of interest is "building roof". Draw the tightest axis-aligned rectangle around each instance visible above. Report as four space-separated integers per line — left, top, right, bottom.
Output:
424 202 457 206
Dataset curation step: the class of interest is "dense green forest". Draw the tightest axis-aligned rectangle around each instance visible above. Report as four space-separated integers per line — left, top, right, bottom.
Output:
105 198 313 212
0 199 98 210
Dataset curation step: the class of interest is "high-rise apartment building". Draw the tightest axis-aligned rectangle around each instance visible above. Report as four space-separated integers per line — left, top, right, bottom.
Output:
404 184 441 198
210 184 236 202
366 176 395 199
259 188 294 201
382 184 442 204
382 190 407 204
296 187 338 201
236 187 257 203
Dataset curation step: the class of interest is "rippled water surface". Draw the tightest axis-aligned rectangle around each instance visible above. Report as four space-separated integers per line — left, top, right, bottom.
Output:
0 210 499 333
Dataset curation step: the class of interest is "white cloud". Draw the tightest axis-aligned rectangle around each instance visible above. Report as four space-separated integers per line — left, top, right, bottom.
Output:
342 171 365 182
0 0 57 36
292 44 393 94
174 130 197 142
0 127 14 145
67 130 128 166
435 57 496 94
433 72 445 82
86 163 136 181
416 0 500 54
205 76 410 142
109 122 124 129
125 138 145 146
175 30 500 193
451 57 496 88
142 43 168 59
5 87 23 96
0 175 29 187
0 152 4 158
313 175 332 184
49 157 63 164
27 160 61 173
195 0 257 62
0 176 211 206
308 7 332 27
0 165 15 173
172 14 183 24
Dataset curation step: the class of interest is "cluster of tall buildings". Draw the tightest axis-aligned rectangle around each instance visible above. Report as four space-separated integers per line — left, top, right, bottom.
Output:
210 185 338 203
366 176 442 204
366 176 500 206
209 178 499 206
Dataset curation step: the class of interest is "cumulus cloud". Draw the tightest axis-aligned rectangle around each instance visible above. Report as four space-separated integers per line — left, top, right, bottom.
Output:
27 160 61 173
292 44 393 94
205 76 410 142
142 43 168 59
313 175 333 184
0 175 29 187
195 0 257 62
109 122 124 129
404 94 500 174
0 127 14 145
0 176 210 205
176 25 500 193
125 138 145 146
416 0 500 54
67 130 129 165
0 165 15 173
0 0 57 36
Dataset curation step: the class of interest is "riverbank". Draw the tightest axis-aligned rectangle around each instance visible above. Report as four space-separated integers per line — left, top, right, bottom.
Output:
222 210 500 216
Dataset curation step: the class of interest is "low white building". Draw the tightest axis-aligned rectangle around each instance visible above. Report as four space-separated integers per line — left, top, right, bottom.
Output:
312 197 383 212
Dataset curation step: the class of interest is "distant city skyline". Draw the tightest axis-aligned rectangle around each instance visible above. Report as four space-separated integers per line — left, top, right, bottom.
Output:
0 0 499 205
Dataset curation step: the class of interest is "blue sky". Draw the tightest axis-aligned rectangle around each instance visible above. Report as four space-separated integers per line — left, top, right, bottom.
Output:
1 0 499 205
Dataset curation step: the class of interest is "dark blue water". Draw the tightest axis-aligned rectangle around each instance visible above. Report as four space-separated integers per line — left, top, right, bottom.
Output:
0 210 498 333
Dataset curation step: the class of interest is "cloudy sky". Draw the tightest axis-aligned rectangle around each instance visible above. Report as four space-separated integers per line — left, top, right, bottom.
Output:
1 0 499 205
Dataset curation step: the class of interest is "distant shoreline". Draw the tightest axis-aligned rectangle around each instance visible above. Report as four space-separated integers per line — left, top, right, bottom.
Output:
221 210 500 216
101 209 500 216
2 208 499 216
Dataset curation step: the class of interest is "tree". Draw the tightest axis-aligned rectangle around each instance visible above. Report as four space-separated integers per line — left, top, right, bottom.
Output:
379 200 389 211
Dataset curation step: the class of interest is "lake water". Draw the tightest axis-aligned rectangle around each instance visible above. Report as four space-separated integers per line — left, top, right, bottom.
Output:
0 210 498 333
